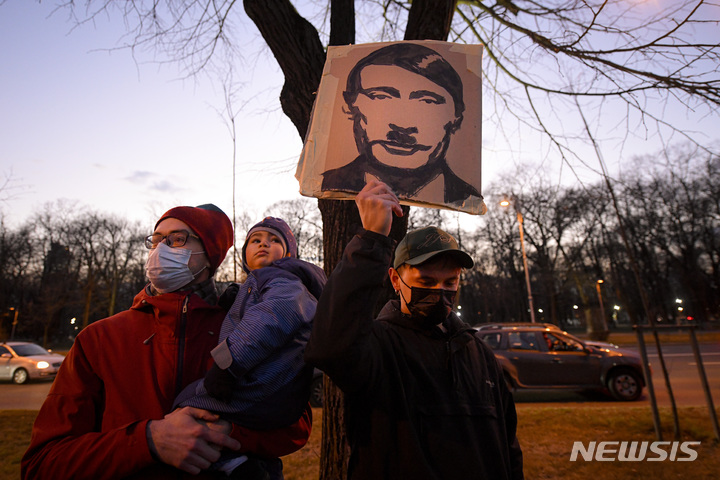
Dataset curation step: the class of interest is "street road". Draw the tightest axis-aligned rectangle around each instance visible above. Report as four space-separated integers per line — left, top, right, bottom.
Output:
0 379 54 410
1 343 718 410
641 342 720 407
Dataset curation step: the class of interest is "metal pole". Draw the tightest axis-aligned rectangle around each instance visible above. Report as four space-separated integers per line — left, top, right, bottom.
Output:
634 324 662 441
651 326 681 439
516 210 536 323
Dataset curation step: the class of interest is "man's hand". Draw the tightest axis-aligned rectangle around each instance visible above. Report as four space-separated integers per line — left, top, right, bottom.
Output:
356 180 404 236
147 407 241 475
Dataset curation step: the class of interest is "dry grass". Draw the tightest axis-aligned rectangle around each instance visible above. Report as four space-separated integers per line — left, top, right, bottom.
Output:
0 411 36 480
5 406 718 479
513 405 719 479
282 406 719 480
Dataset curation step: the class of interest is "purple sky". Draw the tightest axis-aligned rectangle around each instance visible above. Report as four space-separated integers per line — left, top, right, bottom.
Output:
1 1 717 231
0 1 303 228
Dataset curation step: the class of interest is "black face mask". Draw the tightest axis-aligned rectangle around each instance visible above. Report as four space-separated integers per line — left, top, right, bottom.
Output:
398 276 457 327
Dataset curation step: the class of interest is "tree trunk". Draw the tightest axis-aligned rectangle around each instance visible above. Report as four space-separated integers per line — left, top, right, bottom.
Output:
330 0 355 47
315 3 358 478
245 1 456 477
244 0 326 138
404 0 456 41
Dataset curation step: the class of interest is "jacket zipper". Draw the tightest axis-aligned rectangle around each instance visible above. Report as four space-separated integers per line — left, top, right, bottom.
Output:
174 296 189 399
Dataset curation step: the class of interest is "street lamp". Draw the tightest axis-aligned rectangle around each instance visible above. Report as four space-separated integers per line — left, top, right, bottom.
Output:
675 298 684 313
9 307 19 340
596 280 608 331
500 198 536 323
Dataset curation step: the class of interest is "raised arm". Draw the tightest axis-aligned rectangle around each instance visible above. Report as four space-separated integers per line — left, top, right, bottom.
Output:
305 181 403 392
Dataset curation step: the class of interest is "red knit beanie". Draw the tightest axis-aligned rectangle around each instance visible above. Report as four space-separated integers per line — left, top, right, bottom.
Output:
155 204 233 273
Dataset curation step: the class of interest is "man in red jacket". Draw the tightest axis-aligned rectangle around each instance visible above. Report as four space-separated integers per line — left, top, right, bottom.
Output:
22 204 311 480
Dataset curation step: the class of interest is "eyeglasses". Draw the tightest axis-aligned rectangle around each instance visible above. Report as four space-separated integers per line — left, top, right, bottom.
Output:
144 230 200 249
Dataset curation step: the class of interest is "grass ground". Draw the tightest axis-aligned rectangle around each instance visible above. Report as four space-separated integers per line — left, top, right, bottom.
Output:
5 406 718 480
281 406 720 480
1 410 35 479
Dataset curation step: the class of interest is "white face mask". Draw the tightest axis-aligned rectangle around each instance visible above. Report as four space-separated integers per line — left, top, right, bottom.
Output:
145 242 207 294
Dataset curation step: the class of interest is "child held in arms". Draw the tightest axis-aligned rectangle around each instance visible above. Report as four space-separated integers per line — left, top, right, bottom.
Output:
175 217 326 479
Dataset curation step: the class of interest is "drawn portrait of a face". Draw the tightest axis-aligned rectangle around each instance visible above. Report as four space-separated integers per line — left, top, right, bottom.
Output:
296 41 485 214
345 46 464 171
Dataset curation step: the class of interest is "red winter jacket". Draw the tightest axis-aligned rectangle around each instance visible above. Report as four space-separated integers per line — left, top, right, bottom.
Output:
21 286 311 480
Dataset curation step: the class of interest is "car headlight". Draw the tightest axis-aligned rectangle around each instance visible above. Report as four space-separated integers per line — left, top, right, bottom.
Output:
36 361 50 369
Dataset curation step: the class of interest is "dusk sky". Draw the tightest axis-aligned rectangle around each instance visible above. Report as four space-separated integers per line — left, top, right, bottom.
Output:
1 1 718 231
1 1 305 229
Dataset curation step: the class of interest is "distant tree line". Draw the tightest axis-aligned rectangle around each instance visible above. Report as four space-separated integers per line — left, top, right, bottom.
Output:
0 198 324 348
1 145 718 347
458 143 720 332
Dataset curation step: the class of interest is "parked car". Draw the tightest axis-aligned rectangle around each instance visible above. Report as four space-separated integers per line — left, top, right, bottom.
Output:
475 324 645 401
477 322 620 349
0 342 64 384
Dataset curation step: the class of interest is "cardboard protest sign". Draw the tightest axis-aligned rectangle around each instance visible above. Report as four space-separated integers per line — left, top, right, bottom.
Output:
295 40 485 214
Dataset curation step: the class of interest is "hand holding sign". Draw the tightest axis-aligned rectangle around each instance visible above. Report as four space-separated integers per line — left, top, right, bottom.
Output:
356 180 404 236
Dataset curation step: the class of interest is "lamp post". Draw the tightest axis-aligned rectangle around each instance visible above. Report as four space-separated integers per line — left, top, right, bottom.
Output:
9 307 19 341
500 198 536 323
596 280 608 332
